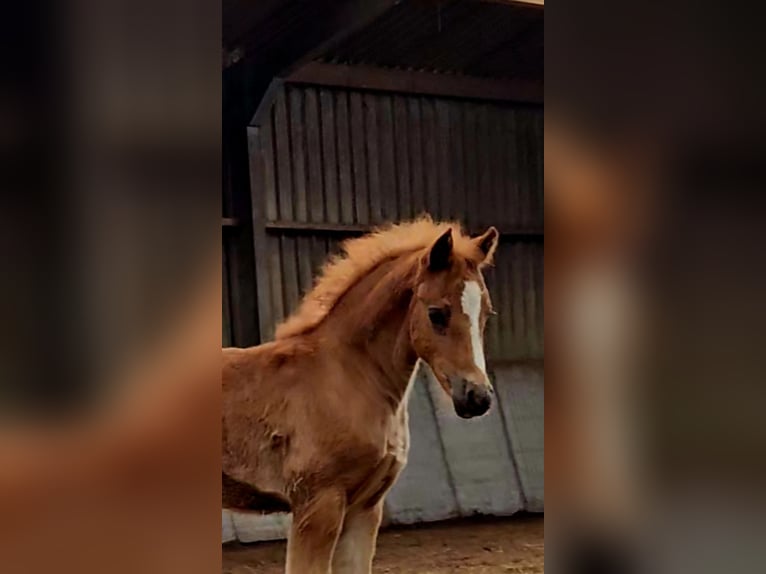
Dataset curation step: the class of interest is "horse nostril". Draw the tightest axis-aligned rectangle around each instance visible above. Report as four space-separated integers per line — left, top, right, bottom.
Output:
466 388 476 405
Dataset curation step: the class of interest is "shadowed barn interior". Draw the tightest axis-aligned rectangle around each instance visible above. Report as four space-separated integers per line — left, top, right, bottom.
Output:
222 0 543 543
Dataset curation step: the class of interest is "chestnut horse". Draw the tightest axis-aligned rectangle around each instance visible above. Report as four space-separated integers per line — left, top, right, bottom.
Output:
222 218 499 574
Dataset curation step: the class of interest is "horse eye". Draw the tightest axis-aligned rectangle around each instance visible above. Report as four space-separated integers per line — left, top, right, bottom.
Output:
428 306 450 331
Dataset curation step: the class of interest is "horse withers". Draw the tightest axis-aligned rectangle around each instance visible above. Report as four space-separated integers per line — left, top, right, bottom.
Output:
222 218 499 574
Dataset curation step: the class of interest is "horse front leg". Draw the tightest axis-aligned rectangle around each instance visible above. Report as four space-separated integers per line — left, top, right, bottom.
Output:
331 501 384 574
286 488 346 574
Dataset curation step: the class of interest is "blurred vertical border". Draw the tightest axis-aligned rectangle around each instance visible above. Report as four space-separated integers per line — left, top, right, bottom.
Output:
0 0 222 572
548 1 766 573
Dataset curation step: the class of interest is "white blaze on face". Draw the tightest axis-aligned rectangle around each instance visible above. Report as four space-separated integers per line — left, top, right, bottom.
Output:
460 280 487 376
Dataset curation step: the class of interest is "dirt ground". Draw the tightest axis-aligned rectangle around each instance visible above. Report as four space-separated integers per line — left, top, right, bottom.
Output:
223 515 543 574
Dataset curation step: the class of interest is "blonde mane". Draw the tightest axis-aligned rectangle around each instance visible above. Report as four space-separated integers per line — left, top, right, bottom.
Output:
274 217 486 340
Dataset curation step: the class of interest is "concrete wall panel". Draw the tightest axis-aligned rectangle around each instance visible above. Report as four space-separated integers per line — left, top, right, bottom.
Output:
494 364 544 511
231 512 291 543
424 367 525 517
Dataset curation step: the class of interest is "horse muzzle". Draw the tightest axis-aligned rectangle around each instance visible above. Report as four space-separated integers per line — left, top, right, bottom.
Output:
450 377 493 418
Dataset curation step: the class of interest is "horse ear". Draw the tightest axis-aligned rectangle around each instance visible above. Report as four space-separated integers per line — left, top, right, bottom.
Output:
474 226 499 266
428 228 453 271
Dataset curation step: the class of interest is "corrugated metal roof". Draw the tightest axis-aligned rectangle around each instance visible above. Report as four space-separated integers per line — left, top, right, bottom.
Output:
317 0 543 81
225 0 543 82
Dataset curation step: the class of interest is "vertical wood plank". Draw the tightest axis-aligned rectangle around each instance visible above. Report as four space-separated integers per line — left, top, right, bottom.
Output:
280 235 300 318
335 91 355 224
289 87 308 223
350 92 369 225
511 242 526 359
530 112 540 227
274 87 294 221
262 114 279 222
518 110 531 228
476 104 493 230
267 234 285 339
497 243 512 359
533 110 544 227
408 97 426 218
450 102 466 223
525 245 539 357
247 126 274 343
435 100 452 220
519 242 532 358
422 99 440 218
305 87 325 223
365 93 383 224
484 244 502 359
393 95 412 220
462 103 479 231
320 89 340 224
504 109 520 228
489 244 502 358
378 94 398 222
489 104 507 229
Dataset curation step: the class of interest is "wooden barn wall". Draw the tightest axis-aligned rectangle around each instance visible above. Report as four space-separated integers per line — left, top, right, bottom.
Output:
223 83 543 543
250 83 543 360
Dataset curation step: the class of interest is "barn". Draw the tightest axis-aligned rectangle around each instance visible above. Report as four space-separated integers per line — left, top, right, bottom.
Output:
222 0 543 543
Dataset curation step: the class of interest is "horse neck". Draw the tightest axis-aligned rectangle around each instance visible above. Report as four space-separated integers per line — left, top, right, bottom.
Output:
318 252 420 405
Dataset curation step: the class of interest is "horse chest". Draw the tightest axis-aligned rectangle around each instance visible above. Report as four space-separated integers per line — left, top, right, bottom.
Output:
385 406 410 466
383 359 419 466
340 404 410 510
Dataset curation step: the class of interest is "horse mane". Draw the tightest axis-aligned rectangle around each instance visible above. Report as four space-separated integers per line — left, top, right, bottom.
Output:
274 216 488 340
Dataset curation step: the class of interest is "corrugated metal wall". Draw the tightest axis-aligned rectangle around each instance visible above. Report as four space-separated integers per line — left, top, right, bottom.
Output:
260 85 542 227
224 82 543 543
252 84 543 359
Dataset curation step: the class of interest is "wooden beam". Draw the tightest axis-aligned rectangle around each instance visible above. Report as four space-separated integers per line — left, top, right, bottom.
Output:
286 62 543 105
265 221 370 235
264 220 543 239
476 0 543 7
